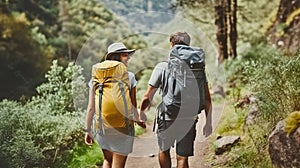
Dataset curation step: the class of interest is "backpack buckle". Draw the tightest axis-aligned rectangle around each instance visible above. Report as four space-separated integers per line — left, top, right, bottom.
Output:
98 84 103 93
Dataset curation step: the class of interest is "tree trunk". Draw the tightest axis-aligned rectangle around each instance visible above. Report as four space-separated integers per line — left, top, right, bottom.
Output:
59 0 69 34
0 0 10 14
228 0 237 59
276 0 299 23
266 0 300 54
214 0 228 64
58 0 72 60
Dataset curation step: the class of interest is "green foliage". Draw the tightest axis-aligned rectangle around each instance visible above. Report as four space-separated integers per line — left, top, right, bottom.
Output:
0 61 87 167
56 0 115 60
212 97 273 167
4 0 58 26
134 124 146 136
237 1 280 44
226 44 300 125
218 45 300 167
225 44 271 86
68 143 103 168
0 12 51 100
0 100 43 168
285 111 300 136
246 51 300 124
217 107 247 135
210 126 272 167
34 60 87 113
181 0 280 47
1 0 149 102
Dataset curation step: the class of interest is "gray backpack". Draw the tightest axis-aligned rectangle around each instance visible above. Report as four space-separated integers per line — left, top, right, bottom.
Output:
160 45 206 119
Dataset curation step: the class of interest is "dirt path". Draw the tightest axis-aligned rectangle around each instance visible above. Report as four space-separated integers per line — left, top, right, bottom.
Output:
126 103 224 168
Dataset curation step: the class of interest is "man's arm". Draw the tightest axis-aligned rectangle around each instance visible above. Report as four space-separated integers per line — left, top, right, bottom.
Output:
140 62 165 121
205 82 212 116
203 82 212 137
139 85 158 121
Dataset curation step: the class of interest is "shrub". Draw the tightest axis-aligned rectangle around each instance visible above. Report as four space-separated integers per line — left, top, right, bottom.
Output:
246 50 300 124
0 60 88 167
226 45 300 124
221 46 300 167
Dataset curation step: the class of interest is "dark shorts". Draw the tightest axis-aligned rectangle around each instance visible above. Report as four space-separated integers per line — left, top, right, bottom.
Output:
157 119 197 157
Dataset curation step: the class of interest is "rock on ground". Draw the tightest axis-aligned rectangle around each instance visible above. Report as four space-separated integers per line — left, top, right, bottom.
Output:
268 120 300 168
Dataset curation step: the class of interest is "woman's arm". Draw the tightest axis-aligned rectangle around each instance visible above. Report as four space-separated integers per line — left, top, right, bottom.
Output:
85 87 95 145
130 86 137 110
130 87 146 128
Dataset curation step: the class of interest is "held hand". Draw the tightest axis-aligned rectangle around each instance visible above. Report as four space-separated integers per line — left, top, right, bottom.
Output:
84 132 94 146
136 121 146 129
136 97 150 129
139 111 147 122
133 111 147 129
136 111 147 129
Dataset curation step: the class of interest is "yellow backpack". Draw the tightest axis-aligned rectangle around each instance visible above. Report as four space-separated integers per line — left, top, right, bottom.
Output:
92 60 133 135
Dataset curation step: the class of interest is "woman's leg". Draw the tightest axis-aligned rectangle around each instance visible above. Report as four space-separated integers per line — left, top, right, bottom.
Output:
102 149 113 168
112 152 128 168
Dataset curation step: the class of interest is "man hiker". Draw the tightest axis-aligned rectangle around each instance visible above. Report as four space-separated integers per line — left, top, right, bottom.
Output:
139 31 212 168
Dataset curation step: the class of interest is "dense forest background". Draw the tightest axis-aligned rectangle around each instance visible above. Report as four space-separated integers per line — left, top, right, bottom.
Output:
0 0 299 167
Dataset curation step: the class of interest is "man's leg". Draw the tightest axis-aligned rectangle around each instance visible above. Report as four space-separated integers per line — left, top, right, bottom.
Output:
175 120 197 168
157 119 175 168
102 149 113 168
159 149 171 168
176 155 189 168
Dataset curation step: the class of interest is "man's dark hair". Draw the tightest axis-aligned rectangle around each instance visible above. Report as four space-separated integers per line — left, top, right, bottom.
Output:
169 32 191 46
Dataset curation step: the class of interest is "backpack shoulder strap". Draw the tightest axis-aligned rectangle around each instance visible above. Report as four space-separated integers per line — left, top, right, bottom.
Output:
159 61 169 96
118 81 133 136
97 83 105 135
